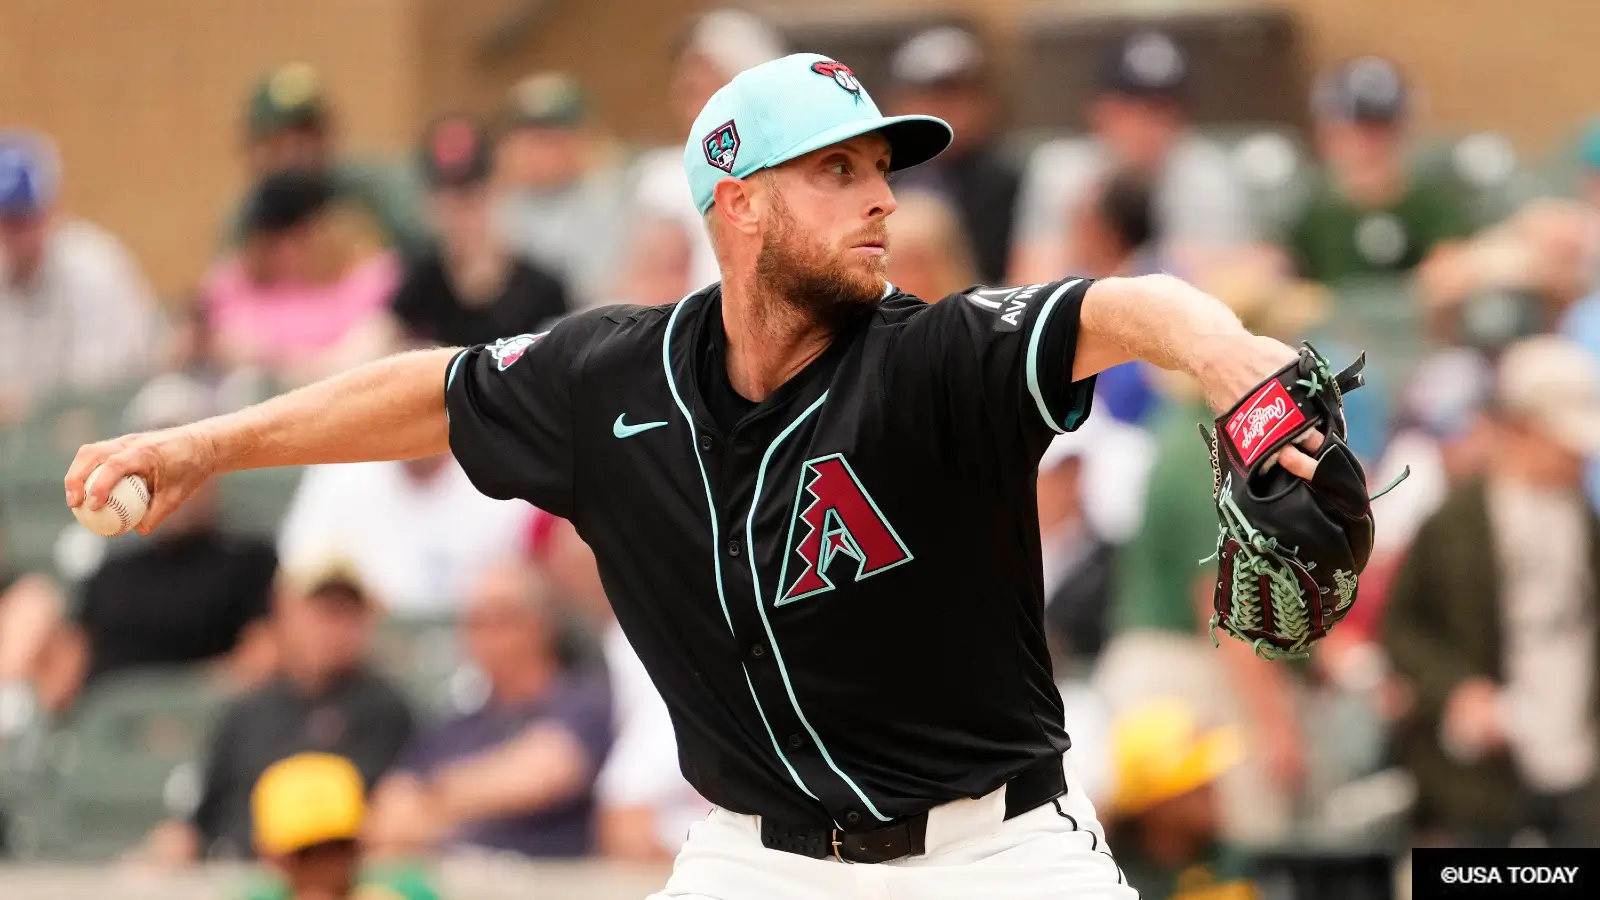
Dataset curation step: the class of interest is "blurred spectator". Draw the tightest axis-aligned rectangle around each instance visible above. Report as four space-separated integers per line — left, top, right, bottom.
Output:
1574 118 1600 290
1422 199 1589 348
137 561 414 863
1105 700 1256 900
1371 348 1496 557
1323 350 1495 716
886 24 1020 283
367 563 611 859
622 9 786 302
203 169 400 385
388 114 568 349
1385 336 1600 847
1286 57 1470 285
34 376 279 711
0 129 160 421
494 72 632 309
241 753 438 900
224 63 429 263
1075 171 1160 425
1096 374 1304 846
533 514 710 859
883 188 978 302
1038 425 1117 678
277 454 531 617
1010 31 1250 284
0 551 64 740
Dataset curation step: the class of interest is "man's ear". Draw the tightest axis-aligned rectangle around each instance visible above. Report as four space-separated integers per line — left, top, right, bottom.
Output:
711 177 762 237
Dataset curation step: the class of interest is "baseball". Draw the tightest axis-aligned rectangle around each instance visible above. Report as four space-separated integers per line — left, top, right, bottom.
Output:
71 468 151 537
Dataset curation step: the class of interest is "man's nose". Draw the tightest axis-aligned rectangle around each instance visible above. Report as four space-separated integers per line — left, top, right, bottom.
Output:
865 181 898 220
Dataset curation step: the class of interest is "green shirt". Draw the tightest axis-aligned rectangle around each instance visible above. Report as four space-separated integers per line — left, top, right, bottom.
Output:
1285 169 1471 283
1113 396 1217 636
240 863 441 900
1119 843 1259 900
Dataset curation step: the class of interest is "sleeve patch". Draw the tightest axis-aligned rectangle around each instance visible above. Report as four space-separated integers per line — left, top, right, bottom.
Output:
486 331 548 371
964 283 1049 332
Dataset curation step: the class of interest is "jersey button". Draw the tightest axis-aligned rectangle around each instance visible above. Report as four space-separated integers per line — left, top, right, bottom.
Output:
750 644 765 659
699 434 714 452
787 733 804 749
727 540 741 557
845 811 862 825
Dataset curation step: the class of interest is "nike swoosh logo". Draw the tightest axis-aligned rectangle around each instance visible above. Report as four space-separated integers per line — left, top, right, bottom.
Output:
613 415 670 439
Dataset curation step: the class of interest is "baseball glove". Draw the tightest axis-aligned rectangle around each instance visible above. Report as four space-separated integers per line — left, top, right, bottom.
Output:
1199 343 1405 660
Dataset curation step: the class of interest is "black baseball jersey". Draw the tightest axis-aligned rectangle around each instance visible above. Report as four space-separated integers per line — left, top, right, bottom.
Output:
445 276 1097 828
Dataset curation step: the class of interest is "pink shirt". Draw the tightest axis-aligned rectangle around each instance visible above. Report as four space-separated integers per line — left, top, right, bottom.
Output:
203 253 399 368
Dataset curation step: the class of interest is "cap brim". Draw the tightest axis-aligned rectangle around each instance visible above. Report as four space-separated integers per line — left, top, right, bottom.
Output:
758 114 953 177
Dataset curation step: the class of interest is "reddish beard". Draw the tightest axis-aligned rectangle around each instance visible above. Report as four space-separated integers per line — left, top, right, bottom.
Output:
756 193 888 331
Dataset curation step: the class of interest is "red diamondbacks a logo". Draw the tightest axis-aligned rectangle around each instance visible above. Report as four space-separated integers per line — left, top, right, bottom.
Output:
778 454 912 605
1224 380 1307 466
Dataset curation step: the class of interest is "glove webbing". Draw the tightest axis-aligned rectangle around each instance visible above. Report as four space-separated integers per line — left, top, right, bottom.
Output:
1205 485 1316 660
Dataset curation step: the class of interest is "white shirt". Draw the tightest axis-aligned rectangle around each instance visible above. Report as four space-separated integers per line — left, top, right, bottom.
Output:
1013 133 1251 274
1487 477 1599 793
494 164 633 310
596 623 710 852
277 460 533 616
0 219 159 402
630 148 720 296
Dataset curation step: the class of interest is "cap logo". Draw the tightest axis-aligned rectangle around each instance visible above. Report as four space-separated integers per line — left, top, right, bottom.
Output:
811 61 864 100
703 120 740 173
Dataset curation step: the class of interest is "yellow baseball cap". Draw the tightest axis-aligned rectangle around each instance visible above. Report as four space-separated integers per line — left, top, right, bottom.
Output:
1110 699 1243 818
252 753 367 856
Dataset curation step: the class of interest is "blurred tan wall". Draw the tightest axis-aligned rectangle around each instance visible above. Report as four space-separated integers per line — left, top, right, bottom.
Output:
0 0 422 299
4 0 1598 299
416 0 705 138
1286 0 1600 144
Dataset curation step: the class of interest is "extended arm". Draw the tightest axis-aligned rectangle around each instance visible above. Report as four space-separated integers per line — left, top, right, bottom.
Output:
65 347 458 532
1073 274 1320 477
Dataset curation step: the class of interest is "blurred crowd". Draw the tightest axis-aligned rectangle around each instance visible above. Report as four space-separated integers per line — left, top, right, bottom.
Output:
5 6 1600 900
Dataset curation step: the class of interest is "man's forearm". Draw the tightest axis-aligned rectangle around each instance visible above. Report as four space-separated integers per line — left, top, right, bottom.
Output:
196 347 458 474
1075 275 1248 380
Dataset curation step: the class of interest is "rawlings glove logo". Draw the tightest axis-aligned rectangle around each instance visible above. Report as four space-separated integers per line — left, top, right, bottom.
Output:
1225 380 1307 466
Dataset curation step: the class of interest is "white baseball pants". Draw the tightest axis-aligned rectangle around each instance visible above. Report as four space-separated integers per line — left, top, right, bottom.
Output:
647 751 1137 900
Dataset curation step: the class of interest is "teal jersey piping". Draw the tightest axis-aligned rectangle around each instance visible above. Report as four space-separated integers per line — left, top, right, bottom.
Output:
661 295 817 802
1024 278 1086 433
746 392 891 823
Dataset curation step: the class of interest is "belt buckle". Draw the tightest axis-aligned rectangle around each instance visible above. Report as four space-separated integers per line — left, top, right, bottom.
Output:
829 828 853 864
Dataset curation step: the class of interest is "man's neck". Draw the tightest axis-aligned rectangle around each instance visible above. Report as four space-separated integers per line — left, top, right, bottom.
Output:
719 275 841 403
1337 161 1406 209
492 657 557 707
285 666 349 698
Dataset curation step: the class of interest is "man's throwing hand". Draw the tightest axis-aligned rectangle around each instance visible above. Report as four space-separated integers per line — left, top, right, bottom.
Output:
64 427 219 536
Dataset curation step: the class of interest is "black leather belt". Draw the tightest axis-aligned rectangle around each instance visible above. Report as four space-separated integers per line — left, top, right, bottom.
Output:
758 754 1066 864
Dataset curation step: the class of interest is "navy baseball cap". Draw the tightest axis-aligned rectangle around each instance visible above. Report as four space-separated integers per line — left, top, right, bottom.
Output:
685 53 953 214
1096 31 1188 100
0 131 59 218
1313 57 1409 124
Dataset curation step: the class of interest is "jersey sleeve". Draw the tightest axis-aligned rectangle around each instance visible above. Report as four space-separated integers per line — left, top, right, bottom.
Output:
444 311 604 517
888 277 1098 461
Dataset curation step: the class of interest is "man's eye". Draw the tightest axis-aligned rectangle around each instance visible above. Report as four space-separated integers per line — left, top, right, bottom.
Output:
831 163 851 176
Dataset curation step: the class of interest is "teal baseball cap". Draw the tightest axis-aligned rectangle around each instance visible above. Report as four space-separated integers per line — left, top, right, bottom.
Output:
684 53 953 214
